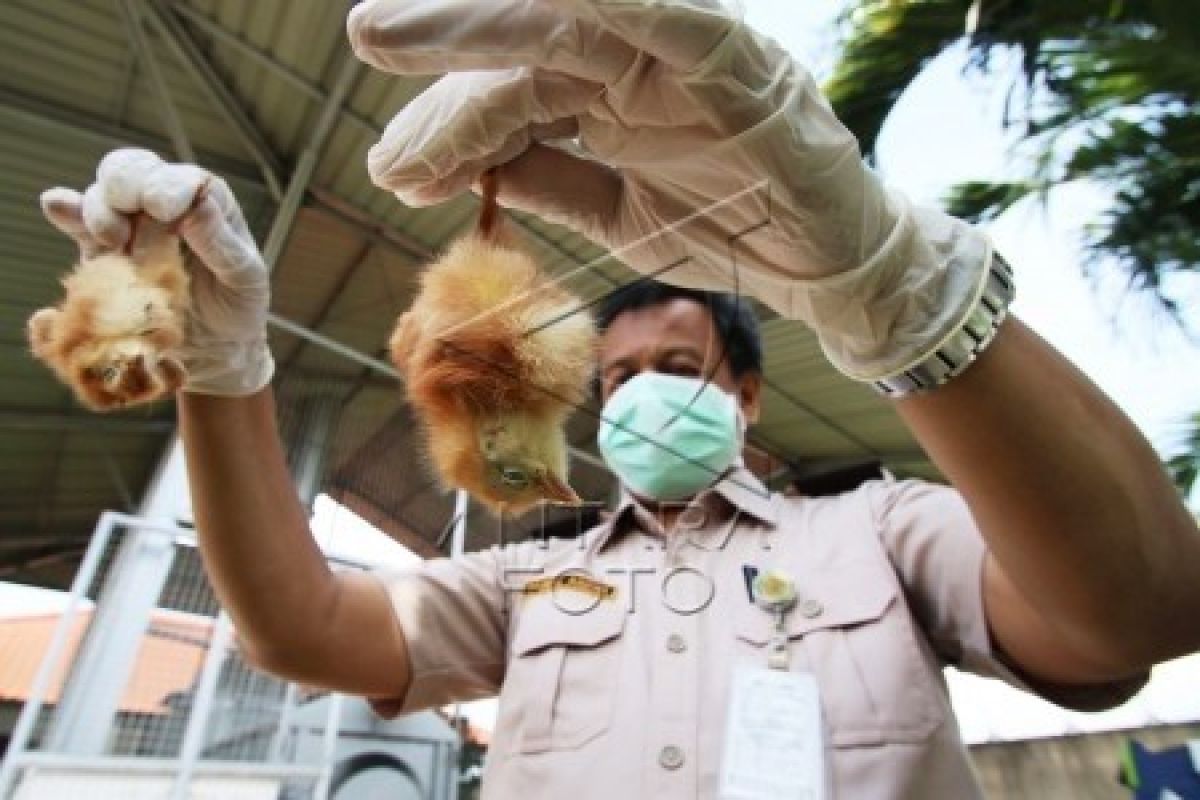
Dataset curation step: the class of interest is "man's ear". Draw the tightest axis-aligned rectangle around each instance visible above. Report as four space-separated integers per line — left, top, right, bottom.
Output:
737 370 763 425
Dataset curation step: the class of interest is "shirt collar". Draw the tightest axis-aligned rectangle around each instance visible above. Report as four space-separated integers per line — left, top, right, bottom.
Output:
592 465 779 553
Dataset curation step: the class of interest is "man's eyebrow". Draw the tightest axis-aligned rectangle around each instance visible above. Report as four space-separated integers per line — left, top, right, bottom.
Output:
602 356 638 376
602 347 705 374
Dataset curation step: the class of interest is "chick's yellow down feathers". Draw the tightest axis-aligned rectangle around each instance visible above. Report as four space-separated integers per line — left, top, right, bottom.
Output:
389 173 597 516
27 226 190 411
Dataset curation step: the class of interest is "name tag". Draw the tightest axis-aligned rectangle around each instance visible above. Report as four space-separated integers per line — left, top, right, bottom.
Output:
719 667 827 800
520 573 616 601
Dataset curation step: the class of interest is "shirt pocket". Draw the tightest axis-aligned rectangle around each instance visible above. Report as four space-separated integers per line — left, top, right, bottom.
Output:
733 558 944 747
508 598 627 753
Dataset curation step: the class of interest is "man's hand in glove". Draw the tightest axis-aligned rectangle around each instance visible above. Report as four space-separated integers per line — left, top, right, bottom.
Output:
41 148 274 397
348 0 994 383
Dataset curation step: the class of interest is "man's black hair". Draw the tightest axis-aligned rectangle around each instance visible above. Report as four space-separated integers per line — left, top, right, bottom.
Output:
595 280 763 377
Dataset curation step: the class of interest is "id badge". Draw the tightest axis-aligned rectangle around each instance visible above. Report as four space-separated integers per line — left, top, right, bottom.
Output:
718 666 828 800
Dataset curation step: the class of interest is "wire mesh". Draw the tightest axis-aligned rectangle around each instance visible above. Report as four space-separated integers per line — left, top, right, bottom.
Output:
1 517 326 799
1 508 462 800
7 524 297 765
9 524 123 757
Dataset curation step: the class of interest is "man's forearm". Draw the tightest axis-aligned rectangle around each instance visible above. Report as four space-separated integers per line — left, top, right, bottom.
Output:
177 388 337 665
896 315 1200 670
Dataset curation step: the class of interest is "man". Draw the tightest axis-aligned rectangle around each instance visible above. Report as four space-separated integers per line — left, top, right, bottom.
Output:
39 1 1199 797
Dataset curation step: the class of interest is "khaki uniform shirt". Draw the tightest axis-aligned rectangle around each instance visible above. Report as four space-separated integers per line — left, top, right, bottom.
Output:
370 468 1140 798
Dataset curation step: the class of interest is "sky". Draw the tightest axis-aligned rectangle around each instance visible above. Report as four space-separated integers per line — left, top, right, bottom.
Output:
3 0 1198 747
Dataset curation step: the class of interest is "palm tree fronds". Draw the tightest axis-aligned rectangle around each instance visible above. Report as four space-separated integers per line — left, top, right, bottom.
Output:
832 0 1200 315
824 0 971 158
1167 412 1200 498
943 180 1045 224
830 0 1200 497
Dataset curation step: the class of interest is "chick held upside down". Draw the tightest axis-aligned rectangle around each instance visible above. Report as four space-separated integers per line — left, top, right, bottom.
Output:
27 216 192 411
388 171 597 515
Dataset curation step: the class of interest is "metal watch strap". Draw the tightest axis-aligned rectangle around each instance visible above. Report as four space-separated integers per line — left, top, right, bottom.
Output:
873 253 1015 398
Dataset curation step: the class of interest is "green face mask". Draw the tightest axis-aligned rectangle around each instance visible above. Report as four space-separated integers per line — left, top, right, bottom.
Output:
597 371 742 501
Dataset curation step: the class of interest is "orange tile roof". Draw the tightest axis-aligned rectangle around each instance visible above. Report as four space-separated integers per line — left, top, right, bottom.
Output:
0 610 212 715
465 722 491 747
442 711 491 748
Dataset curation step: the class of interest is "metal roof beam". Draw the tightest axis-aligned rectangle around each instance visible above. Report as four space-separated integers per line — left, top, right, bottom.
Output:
116 0 195 162
761 374 882 459
168 1 379 134
786 450 930 477
309 188 431 262
166 3 621 280
0 410 174 435
267 312 397 378
0 546 87 579
277 240 375 372
262 53 363 273
0 535 92 551
101 450 137 512
0 88 263 186
36 428 67 535
143 0 285 201
109 33 137 127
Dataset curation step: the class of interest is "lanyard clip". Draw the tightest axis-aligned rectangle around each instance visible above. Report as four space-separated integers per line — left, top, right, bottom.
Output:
751 569 796 670
752 569 797 615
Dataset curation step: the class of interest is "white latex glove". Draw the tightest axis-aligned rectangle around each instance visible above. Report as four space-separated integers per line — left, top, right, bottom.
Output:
348 0 997 382
41 148 274 396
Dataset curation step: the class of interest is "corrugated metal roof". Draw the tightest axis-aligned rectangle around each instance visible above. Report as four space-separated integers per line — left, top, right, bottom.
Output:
0 0 933 587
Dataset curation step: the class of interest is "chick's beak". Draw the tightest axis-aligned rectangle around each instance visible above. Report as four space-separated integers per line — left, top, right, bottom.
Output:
537 470 581 506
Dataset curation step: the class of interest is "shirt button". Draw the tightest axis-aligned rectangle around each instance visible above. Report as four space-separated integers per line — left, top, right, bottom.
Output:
658 745 685 770
666 633 687 653
800 597 823 618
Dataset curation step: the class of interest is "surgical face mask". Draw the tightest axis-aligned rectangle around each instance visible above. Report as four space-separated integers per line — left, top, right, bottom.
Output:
597 371 743 501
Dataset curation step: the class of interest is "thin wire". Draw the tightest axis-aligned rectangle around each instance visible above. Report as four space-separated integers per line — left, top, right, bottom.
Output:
434 335 770 501
651 251 743 436
604 193 756 447
425 183 779 501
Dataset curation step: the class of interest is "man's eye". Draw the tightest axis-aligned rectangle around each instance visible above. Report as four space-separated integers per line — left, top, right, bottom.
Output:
664 363 700 377
607 372 630 391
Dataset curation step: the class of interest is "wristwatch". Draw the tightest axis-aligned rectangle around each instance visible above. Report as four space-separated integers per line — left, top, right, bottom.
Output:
872 253 1015 398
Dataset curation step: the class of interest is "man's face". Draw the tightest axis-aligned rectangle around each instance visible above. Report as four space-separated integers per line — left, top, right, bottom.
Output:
598 298 762 423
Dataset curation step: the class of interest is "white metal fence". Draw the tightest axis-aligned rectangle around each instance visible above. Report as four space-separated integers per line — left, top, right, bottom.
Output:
0 511 457 800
